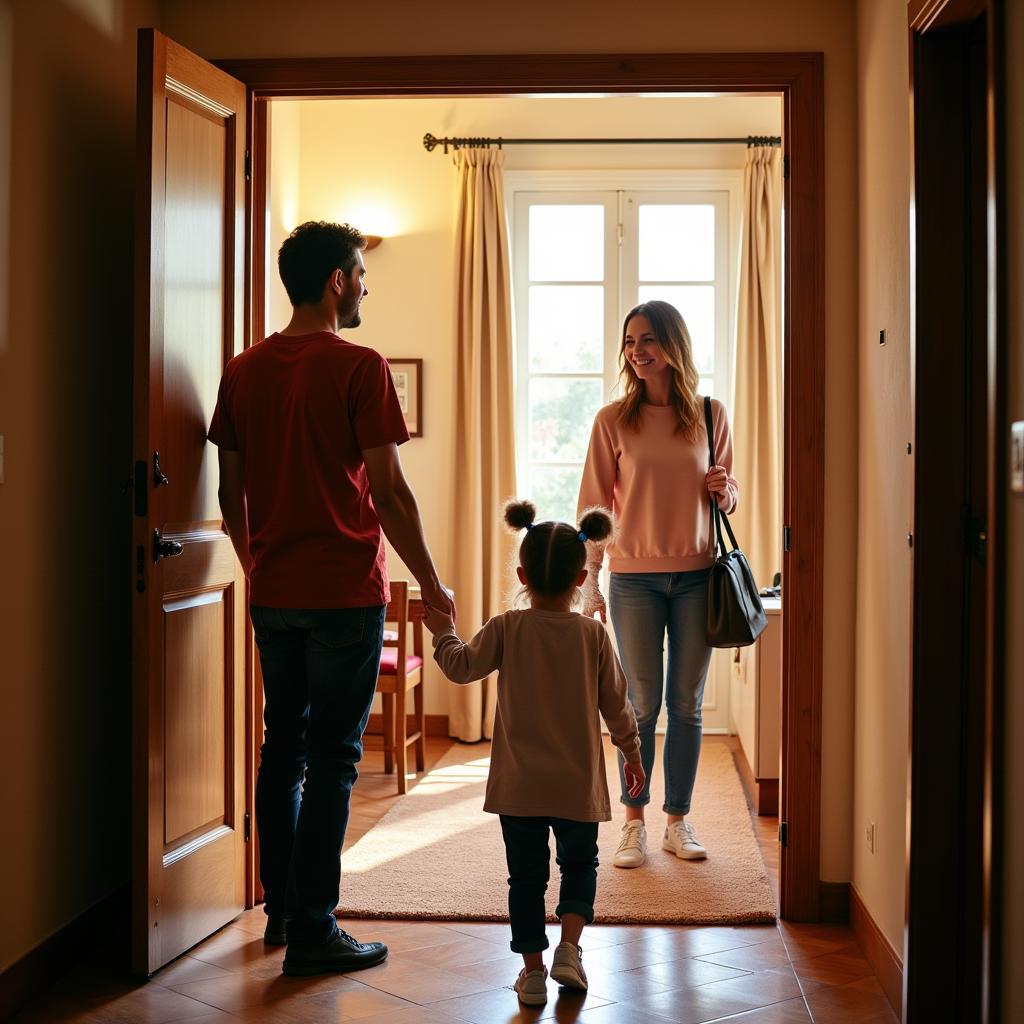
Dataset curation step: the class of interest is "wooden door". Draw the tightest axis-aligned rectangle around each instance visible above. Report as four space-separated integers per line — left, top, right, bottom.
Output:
132 28 249 976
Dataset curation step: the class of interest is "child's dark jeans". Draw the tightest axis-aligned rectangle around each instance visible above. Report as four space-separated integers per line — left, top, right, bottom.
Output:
498 815 600 954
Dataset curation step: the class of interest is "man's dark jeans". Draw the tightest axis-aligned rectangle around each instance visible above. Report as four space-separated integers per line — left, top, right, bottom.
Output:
251 604 386 946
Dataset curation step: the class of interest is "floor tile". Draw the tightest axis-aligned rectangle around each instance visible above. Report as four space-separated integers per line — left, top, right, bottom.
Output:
392 934 513 970
624 957 751 992
788 948 873 988
804 976 900 1023
427 983 612 1023
235 981 418 1022
354 958 500 1003
694 936 794 972
167 970 365 1012
629 968 806 1024
713 997 813 1022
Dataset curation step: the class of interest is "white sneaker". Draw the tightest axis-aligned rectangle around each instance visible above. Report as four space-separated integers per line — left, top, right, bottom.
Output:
613 820 647 868
551 941 588 991
663 820 707 860
514 966 548 1005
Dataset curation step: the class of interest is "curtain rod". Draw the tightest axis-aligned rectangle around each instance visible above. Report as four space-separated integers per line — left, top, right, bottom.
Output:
423 132 781 154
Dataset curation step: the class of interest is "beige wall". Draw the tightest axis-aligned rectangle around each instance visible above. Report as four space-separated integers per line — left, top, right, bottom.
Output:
1002 0 1024 1015
178 0 860 883
852 0 911 955
0 0 161 975
270 93 781 717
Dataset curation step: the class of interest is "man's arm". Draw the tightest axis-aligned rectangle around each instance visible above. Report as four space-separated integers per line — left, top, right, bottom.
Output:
363 443 454 617
217 448 252 577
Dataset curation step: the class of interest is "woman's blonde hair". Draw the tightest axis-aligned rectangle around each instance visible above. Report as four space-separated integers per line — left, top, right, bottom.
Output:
617 300 702 441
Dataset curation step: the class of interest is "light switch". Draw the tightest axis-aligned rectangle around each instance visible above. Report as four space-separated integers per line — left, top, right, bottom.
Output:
1012 421 1024 495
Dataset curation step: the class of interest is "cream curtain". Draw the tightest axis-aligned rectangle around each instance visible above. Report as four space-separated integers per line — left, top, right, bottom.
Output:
730 145 783 591
447 147 517 742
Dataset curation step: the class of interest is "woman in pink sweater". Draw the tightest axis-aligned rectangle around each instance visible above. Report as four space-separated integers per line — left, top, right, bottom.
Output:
577 300 738 870
423 500 644 1007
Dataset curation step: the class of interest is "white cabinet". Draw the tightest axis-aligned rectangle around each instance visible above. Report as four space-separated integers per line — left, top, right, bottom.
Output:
728 597 782 814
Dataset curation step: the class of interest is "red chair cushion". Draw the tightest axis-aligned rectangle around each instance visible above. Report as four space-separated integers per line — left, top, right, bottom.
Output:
378 649 423 675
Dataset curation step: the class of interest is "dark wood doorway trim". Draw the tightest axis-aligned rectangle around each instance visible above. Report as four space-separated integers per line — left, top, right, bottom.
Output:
907 1 1006 1021
217 51 826 922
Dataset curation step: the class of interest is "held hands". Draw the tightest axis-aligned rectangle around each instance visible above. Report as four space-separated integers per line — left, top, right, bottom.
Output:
420 580 456 635
623 760 646 799
706 466 730 504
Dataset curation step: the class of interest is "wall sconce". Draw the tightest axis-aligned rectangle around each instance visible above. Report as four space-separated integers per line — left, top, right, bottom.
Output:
364 236 383 250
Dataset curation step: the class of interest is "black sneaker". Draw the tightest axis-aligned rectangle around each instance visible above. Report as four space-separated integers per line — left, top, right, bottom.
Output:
282 927 388 976
264 915 288 946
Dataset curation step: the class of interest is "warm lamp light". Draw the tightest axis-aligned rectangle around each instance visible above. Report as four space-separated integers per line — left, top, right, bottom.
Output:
364 235 383 250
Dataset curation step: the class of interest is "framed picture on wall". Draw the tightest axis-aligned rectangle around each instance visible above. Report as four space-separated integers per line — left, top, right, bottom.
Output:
386 358 423 437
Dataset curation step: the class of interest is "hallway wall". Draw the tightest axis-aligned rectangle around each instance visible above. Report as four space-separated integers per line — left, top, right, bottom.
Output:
165 0 860 888
852 0 912 957
0 0 161 977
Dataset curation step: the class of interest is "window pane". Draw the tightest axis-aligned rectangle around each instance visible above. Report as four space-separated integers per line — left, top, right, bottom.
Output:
638 204 715 282
638 284 715 374
528 465 585 527
529 205 604 281
528 286 604 372
529 378 604 462
700 377 714 397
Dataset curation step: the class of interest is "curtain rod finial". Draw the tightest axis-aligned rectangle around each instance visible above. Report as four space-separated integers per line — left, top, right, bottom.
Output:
423 133 439 152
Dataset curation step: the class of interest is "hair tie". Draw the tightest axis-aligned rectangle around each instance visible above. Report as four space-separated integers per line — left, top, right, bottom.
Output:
578 531 587 542
525 522 535 531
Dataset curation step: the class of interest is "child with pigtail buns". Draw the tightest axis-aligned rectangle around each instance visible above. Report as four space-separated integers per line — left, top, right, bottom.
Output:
422 499 645 1007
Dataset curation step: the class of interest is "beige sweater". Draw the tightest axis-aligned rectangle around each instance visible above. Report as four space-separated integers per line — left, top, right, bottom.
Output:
577 399 739 573
432 609 641 822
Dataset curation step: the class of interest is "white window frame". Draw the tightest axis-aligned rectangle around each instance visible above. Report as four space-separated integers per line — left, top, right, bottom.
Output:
505 169 743 509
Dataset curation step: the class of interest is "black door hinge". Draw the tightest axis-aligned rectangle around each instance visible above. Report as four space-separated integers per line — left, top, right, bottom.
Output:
244 812 251 842
783 154 791 179
244 150 251 182
783 525 792 552
779 822 788 847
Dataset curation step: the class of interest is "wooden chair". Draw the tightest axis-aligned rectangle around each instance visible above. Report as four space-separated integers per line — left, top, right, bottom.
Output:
375 580 426 794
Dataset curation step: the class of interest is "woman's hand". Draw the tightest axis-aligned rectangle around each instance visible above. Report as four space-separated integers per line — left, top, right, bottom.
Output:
706 466 731 503
623 760 646 799
581 570 607 622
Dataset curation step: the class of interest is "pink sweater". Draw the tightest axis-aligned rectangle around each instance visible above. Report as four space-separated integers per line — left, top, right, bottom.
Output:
577 399 739 573
432 610 641 822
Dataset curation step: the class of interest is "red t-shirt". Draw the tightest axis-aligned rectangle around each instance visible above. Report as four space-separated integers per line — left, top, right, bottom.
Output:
207 332 410 608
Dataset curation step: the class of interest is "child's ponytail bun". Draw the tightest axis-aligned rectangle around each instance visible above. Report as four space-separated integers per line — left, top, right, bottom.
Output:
578 506 614 544
504 498 537 533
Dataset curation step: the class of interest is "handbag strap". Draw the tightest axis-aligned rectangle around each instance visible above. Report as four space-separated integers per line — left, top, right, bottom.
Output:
703 396 740 556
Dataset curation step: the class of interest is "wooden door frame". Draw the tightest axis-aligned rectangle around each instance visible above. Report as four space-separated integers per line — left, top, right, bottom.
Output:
906 1 1006 1020
217 51 827 922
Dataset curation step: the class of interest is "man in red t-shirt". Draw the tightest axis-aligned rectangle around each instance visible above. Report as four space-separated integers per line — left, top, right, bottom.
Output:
208 221 454 977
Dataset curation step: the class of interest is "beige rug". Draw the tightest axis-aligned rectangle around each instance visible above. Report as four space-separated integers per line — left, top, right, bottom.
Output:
339 738 776 925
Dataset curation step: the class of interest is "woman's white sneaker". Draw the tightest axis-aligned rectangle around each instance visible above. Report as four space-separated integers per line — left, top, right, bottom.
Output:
613 820 647 868
663 821 707 860
514 967 548 1005
551 941 588 991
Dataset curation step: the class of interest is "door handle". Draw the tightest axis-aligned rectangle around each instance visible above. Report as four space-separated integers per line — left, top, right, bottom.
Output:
153 528 184 563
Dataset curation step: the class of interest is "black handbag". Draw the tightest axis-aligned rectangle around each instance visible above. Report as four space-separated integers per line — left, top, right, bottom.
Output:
703 397 768 648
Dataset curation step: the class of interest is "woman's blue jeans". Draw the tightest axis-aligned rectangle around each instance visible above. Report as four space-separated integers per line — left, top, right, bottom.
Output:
608 570 712 816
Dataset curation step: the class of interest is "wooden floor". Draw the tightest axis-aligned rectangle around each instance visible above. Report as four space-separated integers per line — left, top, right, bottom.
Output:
14 737 897 1023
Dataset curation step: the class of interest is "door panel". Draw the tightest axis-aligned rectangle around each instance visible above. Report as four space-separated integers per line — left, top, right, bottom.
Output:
133 28 248 975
